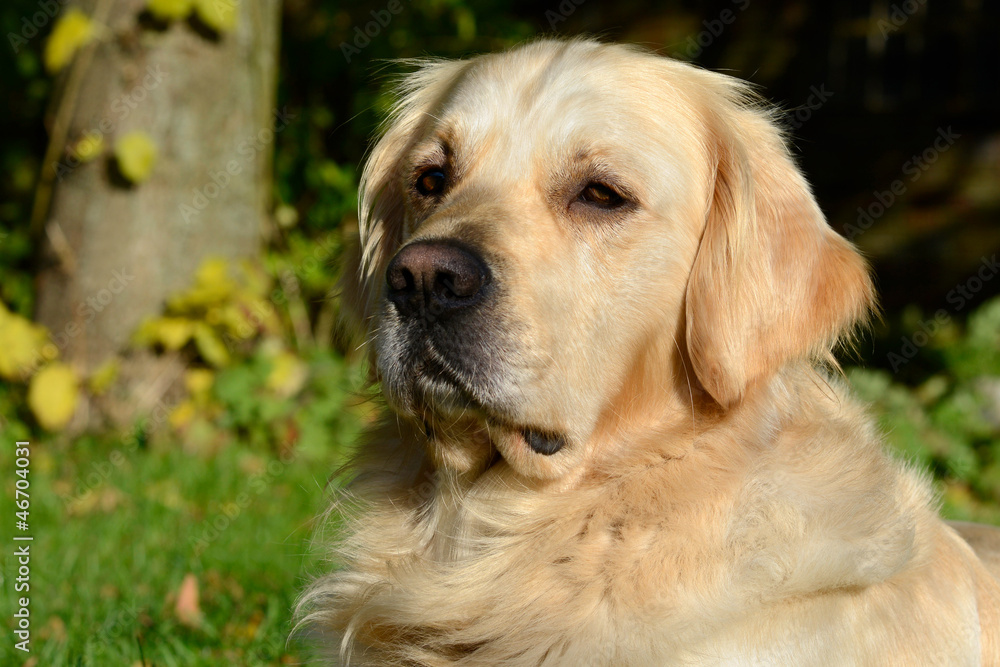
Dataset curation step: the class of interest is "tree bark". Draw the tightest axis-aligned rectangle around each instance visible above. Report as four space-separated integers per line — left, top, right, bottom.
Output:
33 0 281 419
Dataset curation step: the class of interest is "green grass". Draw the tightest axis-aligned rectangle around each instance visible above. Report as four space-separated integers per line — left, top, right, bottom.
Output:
1 432 342 666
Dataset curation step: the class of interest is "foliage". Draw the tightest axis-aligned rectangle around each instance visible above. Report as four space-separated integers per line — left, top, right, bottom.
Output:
849 296 1000 523
129 254 367 458
193 0 237 33
0 300 81 432
134 257 281 367
113 130 158 184
146 0 237 32
43 8 95 73
0 300 52 380
147 0 195 23
28 362 80 431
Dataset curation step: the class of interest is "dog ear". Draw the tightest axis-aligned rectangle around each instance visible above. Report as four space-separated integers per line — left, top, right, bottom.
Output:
685 99 874 408
338 59 470 330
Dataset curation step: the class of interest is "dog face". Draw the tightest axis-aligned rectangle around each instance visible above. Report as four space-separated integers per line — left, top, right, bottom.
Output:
347 40 873 480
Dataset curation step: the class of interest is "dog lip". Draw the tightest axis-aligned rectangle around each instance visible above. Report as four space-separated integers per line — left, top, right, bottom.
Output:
404 350 567 457
483 421 567 456
521 428 566 455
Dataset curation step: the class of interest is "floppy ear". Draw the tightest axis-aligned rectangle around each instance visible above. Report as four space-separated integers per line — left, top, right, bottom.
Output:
337 59 470 331
685 100 874 408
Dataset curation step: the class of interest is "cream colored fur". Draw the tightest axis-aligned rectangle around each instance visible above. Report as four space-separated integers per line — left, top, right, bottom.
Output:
297 39 1000 665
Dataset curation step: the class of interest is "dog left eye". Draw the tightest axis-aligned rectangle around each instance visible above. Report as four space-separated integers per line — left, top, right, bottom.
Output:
578 182 625 209
416 168 447 196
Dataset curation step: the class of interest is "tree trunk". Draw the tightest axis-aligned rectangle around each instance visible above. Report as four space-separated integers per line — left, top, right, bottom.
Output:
33 0 281 421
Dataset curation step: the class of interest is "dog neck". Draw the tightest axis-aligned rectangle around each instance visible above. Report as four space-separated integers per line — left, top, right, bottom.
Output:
315 363 929 662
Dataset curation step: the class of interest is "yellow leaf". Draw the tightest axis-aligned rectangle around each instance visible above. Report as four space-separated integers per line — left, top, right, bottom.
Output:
131 318 162 348
184 368 215 399
193 323 230 367
154 317 195 350
146 0 194 21
195 257 232 288
44 8 95 73
0 304 51 380
72 132 104 162
168 257 237 311
87 358 120 395
114 131 158 184
169 399 196 430
28 363 80 431
265 350 307 397
218 303 253 339
194 0 238 33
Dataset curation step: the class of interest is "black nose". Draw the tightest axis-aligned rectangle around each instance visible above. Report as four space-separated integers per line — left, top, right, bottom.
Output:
386 240 490 320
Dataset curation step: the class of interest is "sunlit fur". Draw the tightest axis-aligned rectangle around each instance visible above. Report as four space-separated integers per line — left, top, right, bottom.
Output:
297 39 1000 665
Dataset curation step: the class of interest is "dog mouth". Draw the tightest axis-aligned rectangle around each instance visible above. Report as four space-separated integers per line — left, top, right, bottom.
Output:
379 328 569 464
425 417 566 459
419 391 567 458
407 351 566 457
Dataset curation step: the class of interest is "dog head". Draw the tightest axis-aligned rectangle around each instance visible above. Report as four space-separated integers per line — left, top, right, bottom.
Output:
343 39 873 480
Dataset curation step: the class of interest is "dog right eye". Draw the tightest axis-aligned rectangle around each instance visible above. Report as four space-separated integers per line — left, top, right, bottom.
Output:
578 182 625 209
416 168 447 196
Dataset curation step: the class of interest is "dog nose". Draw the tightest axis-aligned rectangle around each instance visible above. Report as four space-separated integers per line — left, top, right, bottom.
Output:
386 240 490 319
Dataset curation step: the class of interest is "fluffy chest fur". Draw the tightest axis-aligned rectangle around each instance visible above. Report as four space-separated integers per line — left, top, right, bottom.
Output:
298 373 990 666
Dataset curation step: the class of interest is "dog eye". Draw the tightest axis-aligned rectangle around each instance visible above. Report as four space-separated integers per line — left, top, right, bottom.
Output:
578 182 625 209
416 168 447 196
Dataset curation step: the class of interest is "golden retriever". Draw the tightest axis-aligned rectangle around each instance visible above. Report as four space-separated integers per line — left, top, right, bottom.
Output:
297 38 1000 665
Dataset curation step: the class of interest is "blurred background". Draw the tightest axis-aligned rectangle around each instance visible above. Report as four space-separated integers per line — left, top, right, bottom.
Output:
1 1 998 664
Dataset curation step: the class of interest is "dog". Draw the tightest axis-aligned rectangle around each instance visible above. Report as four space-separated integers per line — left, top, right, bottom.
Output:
297 39 1000 665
